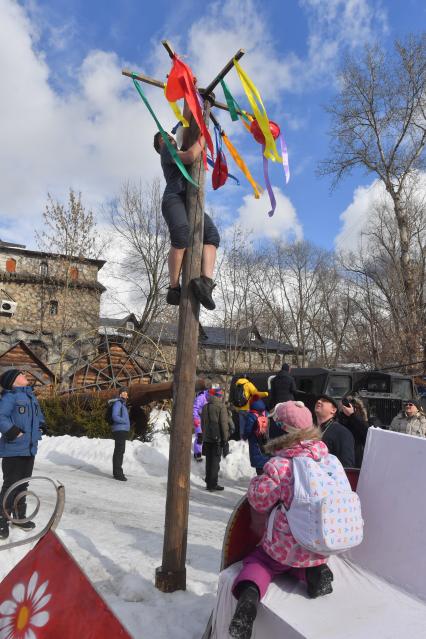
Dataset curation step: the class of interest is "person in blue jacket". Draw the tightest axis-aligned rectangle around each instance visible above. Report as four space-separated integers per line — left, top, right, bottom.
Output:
242 399 270 475
0 369 46 540
110 388 130 482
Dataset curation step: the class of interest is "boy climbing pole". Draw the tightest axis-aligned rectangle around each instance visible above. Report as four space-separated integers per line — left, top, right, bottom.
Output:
153 99 220 310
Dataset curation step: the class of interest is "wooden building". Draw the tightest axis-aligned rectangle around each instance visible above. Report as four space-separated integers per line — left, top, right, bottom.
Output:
0 340 55 391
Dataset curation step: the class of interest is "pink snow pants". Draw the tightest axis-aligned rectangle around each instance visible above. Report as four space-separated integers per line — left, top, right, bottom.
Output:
232 546 306 600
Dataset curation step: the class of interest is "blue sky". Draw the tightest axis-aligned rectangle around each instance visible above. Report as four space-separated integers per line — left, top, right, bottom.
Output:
0 0 424 253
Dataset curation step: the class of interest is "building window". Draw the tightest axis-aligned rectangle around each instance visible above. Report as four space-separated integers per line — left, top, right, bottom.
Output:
49 300 58 316
126 321 135 331
40 261 48 277
6 258 16 273
69 266 79 281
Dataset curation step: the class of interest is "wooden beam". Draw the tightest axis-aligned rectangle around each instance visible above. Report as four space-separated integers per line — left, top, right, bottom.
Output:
203 48 245 96
122 47 251 119
122 68 165 90
123 67 249 117
161 39 175 59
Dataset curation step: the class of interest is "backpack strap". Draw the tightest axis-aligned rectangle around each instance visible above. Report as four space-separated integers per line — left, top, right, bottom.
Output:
265 457 299 542
266 503 282 541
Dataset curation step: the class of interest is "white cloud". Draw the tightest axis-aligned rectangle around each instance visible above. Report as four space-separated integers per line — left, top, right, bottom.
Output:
334 181 384 251
233 188 303 242
299 0 388 88
0 0 175 245
185 0 299 101
335 172 426 251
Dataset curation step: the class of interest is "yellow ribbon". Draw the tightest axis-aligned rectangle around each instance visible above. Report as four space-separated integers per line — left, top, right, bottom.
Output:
222 133 263 199
234 59 281 163
164 87 189 127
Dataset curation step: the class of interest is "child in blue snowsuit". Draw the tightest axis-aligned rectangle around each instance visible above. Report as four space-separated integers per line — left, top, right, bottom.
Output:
242 399 270 475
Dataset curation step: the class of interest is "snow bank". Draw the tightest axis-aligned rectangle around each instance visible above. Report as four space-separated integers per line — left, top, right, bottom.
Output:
0 410 254 638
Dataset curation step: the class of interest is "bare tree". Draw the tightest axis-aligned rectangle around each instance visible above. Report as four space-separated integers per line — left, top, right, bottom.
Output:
253 240 328 366
36 189 100 259
36 189 102 378
341 187 426 368
320 35 426 367
212 226 261 381
308 259 353 367
108 179 170 332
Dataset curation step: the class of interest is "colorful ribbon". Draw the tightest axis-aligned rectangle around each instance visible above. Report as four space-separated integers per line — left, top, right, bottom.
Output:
220 79 239 122
222 133 263 198
234 59 281 163
220 79 251 125
131 75 198 188
280 134 290 184
164 87 189 128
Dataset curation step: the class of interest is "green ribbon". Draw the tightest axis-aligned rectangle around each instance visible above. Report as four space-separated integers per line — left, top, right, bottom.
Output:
220 79 250 124
132 75 198 188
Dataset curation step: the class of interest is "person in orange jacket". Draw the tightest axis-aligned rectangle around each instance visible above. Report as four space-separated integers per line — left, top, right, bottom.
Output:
233 376 268 439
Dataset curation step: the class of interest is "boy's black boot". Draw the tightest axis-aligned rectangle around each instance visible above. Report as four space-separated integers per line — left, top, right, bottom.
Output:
166 285 181 306
0 516 9 540
229 583 260 639
12 507 36 531
190 276 216 310
306 564 334 598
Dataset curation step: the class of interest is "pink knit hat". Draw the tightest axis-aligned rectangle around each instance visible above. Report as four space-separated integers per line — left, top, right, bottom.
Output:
271 400 313 431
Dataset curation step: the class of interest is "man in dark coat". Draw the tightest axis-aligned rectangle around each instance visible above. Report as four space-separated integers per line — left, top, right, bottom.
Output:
201 388 229 492
269 363 297 409
314 395 355 468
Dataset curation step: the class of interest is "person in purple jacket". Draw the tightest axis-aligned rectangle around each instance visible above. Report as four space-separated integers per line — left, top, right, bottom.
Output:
193 390 210 461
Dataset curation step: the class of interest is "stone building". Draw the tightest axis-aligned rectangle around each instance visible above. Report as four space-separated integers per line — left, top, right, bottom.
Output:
99 316 295 383
0 240 105 373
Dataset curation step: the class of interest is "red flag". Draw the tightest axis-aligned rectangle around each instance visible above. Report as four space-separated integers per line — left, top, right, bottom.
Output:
0 531 132 638
165 55 214 166
212 150 229 190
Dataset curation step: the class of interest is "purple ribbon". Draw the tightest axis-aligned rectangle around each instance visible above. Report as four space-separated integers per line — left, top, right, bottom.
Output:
262 144 276 217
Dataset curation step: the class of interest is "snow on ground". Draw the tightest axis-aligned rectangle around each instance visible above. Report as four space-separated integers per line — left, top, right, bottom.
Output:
0 411 255 638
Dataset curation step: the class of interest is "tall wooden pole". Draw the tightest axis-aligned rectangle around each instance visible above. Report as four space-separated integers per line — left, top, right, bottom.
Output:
123 42 245 592
154 51 213 593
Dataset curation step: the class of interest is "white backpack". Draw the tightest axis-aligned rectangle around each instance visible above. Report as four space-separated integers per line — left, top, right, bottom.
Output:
267 454 363 555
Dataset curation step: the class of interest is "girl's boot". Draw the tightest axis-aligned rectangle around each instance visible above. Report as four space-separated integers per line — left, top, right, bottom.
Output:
306 564 334 598
229 582 260 639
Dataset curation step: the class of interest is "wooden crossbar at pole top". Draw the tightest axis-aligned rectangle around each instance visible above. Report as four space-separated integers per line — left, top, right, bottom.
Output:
122 47 252 120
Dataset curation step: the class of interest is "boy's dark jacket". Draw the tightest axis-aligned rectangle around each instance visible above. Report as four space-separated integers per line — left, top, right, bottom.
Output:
201 396 229 444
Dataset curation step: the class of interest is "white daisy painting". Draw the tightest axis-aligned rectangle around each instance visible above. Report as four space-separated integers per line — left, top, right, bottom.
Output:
0 571 50 639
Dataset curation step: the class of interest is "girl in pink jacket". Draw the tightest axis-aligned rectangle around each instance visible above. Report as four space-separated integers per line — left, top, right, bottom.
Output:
229 400 333 639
